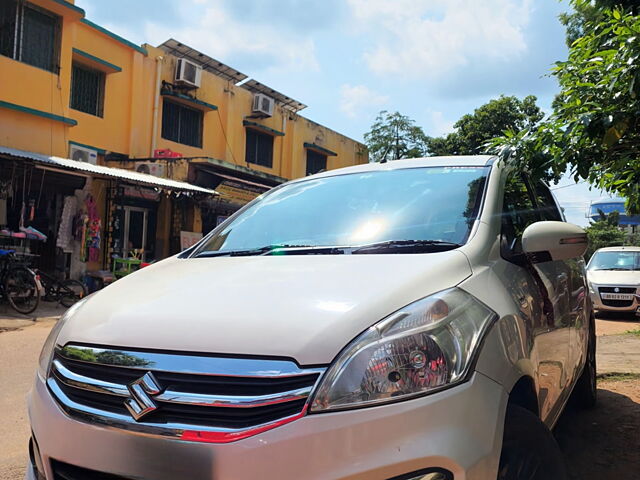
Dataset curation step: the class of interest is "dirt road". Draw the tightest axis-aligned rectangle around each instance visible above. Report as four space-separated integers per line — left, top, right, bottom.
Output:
0 319 56 480
1 316 639 480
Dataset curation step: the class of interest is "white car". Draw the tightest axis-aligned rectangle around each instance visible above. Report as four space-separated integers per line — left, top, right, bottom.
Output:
587 246 640 316
28 156 595 480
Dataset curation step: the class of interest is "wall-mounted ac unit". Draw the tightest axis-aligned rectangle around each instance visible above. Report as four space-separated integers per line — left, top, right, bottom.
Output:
175 58 202 88
135 162 166 177
70 145 98 165
252 93 275 117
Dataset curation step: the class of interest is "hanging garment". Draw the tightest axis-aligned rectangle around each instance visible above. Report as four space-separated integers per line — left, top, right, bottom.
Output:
57 196 77 252
85 195 102 263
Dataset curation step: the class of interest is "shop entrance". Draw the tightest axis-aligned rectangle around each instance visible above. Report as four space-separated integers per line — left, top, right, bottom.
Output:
123 206 150 261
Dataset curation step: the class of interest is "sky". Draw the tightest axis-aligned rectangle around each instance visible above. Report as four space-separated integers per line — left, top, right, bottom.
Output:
80 0 611 225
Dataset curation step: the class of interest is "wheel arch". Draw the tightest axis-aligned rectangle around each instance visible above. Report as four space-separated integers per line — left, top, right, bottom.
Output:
507 375 539 417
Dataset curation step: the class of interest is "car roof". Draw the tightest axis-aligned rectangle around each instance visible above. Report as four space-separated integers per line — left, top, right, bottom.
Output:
595 246 640 252
292 155 497 183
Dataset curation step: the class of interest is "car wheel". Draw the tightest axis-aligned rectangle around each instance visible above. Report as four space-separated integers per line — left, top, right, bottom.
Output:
498 405 567 480
570 315 597 409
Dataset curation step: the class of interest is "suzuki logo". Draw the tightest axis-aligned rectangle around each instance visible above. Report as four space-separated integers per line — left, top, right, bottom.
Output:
614 287 620 293
124 372 162 421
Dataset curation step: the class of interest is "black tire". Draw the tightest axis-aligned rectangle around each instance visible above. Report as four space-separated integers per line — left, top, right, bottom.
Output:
498 405 567 480
4 266 40 314
570 314 597 409
58 279 87 308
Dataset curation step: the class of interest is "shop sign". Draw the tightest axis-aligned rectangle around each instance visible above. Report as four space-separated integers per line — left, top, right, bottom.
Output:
180 231 203 250
215 180 264 206
123 186 161 201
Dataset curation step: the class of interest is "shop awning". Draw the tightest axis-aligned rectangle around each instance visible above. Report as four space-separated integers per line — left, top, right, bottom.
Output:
0 146 218 195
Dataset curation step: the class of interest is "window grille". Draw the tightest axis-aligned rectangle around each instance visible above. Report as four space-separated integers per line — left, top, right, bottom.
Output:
306 150 327 175
245 129 273 168
71 63 105 117
0 1 59 73
161 99 203 148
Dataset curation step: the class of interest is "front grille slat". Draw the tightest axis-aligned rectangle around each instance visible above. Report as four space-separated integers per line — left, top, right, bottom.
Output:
48 344 325 437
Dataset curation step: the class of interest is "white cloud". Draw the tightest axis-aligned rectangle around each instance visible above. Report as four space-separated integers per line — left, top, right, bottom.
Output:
427 109 455 136
347 0 533 80
143 1 319 73
339 84 388 118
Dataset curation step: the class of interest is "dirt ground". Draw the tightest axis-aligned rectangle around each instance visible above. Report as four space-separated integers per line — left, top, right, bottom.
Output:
556 377 640 480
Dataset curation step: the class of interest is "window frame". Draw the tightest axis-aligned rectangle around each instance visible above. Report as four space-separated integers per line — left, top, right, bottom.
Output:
306 149 327 176
70 61 106 117
0 1 61 73
160 98 204 148
245 128 274 168
500 172 541 262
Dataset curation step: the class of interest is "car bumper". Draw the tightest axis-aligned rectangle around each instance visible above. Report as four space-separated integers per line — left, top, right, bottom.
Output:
27 371 506 480
590 289 640 313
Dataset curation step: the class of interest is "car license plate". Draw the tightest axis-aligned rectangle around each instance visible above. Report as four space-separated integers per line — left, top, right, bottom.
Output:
601 293 634 300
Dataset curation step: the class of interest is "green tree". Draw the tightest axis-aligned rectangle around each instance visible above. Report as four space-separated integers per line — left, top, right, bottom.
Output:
427 95 544 156
490 3 640 211
364 111 429 163
584 210 625 260
559 0 638 47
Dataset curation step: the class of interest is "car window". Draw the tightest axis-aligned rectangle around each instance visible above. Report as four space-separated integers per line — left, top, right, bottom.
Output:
533 182 563 222
588 251 640 271
193 166 490 255
501 174 539 255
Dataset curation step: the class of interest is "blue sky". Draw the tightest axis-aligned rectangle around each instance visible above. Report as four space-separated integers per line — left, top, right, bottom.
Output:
80 0 608 225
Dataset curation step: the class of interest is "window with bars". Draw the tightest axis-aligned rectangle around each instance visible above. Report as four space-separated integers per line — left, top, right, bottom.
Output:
306 149 327 175
161 99 203 148
0 1 60 73
245 129 274 168
70 63 105 117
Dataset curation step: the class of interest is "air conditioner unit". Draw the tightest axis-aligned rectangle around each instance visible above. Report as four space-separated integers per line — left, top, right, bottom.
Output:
135 162 166 177
175 58 202 88
70 145 98 165
252 93 275 117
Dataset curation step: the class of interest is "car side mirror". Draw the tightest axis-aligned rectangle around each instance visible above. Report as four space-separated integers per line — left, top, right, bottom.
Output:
522 221 588 263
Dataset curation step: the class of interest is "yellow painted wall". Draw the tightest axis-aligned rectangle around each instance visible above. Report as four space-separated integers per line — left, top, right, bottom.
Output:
0 0 366 181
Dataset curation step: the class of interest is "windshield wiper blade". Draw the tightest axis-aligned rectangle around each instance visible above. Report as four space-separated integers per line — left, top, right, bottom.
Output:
194 244 346 258
351 239 463 254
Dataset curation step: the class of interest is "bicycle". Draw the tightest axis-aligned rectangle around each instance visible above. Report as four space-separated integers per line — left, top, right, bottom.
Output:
0 249 40 314
35 268 87 308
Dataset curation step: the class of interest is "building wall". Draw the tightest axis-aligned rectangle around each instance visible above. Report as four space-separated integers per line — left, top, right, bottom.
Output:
0 0 367 179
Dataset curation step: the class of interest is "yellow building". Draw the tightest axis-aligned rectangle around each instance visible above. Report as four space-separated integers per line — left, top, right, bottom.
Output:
0 0 367 283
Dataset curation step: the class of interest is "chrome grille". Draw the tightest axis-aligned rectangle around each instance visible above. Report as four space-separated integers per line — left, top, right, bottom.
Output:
48 344 325 441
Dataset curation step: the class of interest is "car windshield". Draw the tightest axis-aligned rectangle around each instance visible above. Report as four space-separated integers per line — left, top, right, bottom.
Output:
192 166 489 256
588 251 640 271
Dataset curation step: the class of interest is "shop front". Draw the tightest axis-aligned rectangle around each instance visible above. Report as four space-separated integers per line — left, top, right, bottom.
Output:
0 147 217 286
190 164 277 235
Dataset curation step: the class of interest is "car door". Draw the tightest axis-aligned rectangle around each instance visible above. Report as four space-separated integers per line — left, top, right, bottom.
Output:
498 173 571 424
532 180 589 392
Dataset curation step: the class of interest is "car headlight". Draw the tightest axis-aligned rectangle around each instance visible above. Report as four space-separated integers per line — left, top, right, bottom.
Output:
310 288 497 412
37 296 90 380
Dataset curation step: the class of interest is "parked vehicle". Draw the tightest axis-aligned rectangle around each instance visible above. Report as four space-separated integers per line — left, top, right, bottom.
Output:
587 246 640 316
0 249 40 314
29 156 595 480
35 269 87 308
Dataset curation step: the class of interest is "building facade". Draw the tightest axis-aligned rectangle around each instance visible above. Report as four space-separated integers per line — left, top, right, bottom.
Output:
0 0 367 282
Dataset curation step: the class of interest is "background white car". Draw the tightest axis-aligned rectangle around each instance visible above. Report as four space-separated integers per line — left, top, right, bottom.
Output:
587 246 640 316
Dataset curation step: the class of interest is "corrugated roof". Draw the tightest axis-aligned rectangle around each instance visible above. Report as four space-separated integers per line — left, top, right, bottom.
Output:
0 146 217 195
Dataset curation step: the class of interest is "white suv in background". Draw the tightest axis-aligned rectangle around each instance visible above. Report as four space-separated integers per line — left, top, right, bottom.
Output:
587 246 640 316
28 156 595 480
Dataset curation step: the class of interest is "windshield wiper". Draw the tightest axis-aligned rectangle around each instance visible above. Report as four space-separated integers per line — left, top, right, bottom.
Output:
351 239 463 254
194 244 346 258
597 267 633 271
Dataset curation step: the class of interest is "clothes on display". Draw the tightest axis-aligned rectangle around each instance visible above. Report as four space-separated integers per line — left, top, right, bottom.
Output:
0 180 11 227
57 196 77 252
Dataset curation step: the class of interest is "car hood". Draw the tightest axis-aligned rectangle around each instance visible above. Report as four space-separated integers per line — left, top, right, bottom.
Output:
59 252 472 365
587 269 640 287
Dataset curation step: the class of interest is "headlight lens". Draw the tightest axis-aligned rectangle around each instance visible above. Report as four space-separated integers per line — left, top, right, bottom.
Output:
37 297 89 380
310 288 496 412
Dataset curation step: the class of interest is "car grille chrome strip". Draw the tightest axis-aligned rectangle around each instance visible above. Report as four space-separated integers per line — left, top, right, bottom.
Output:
56 344 325 378
51 359 316 408
47 343 326 443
